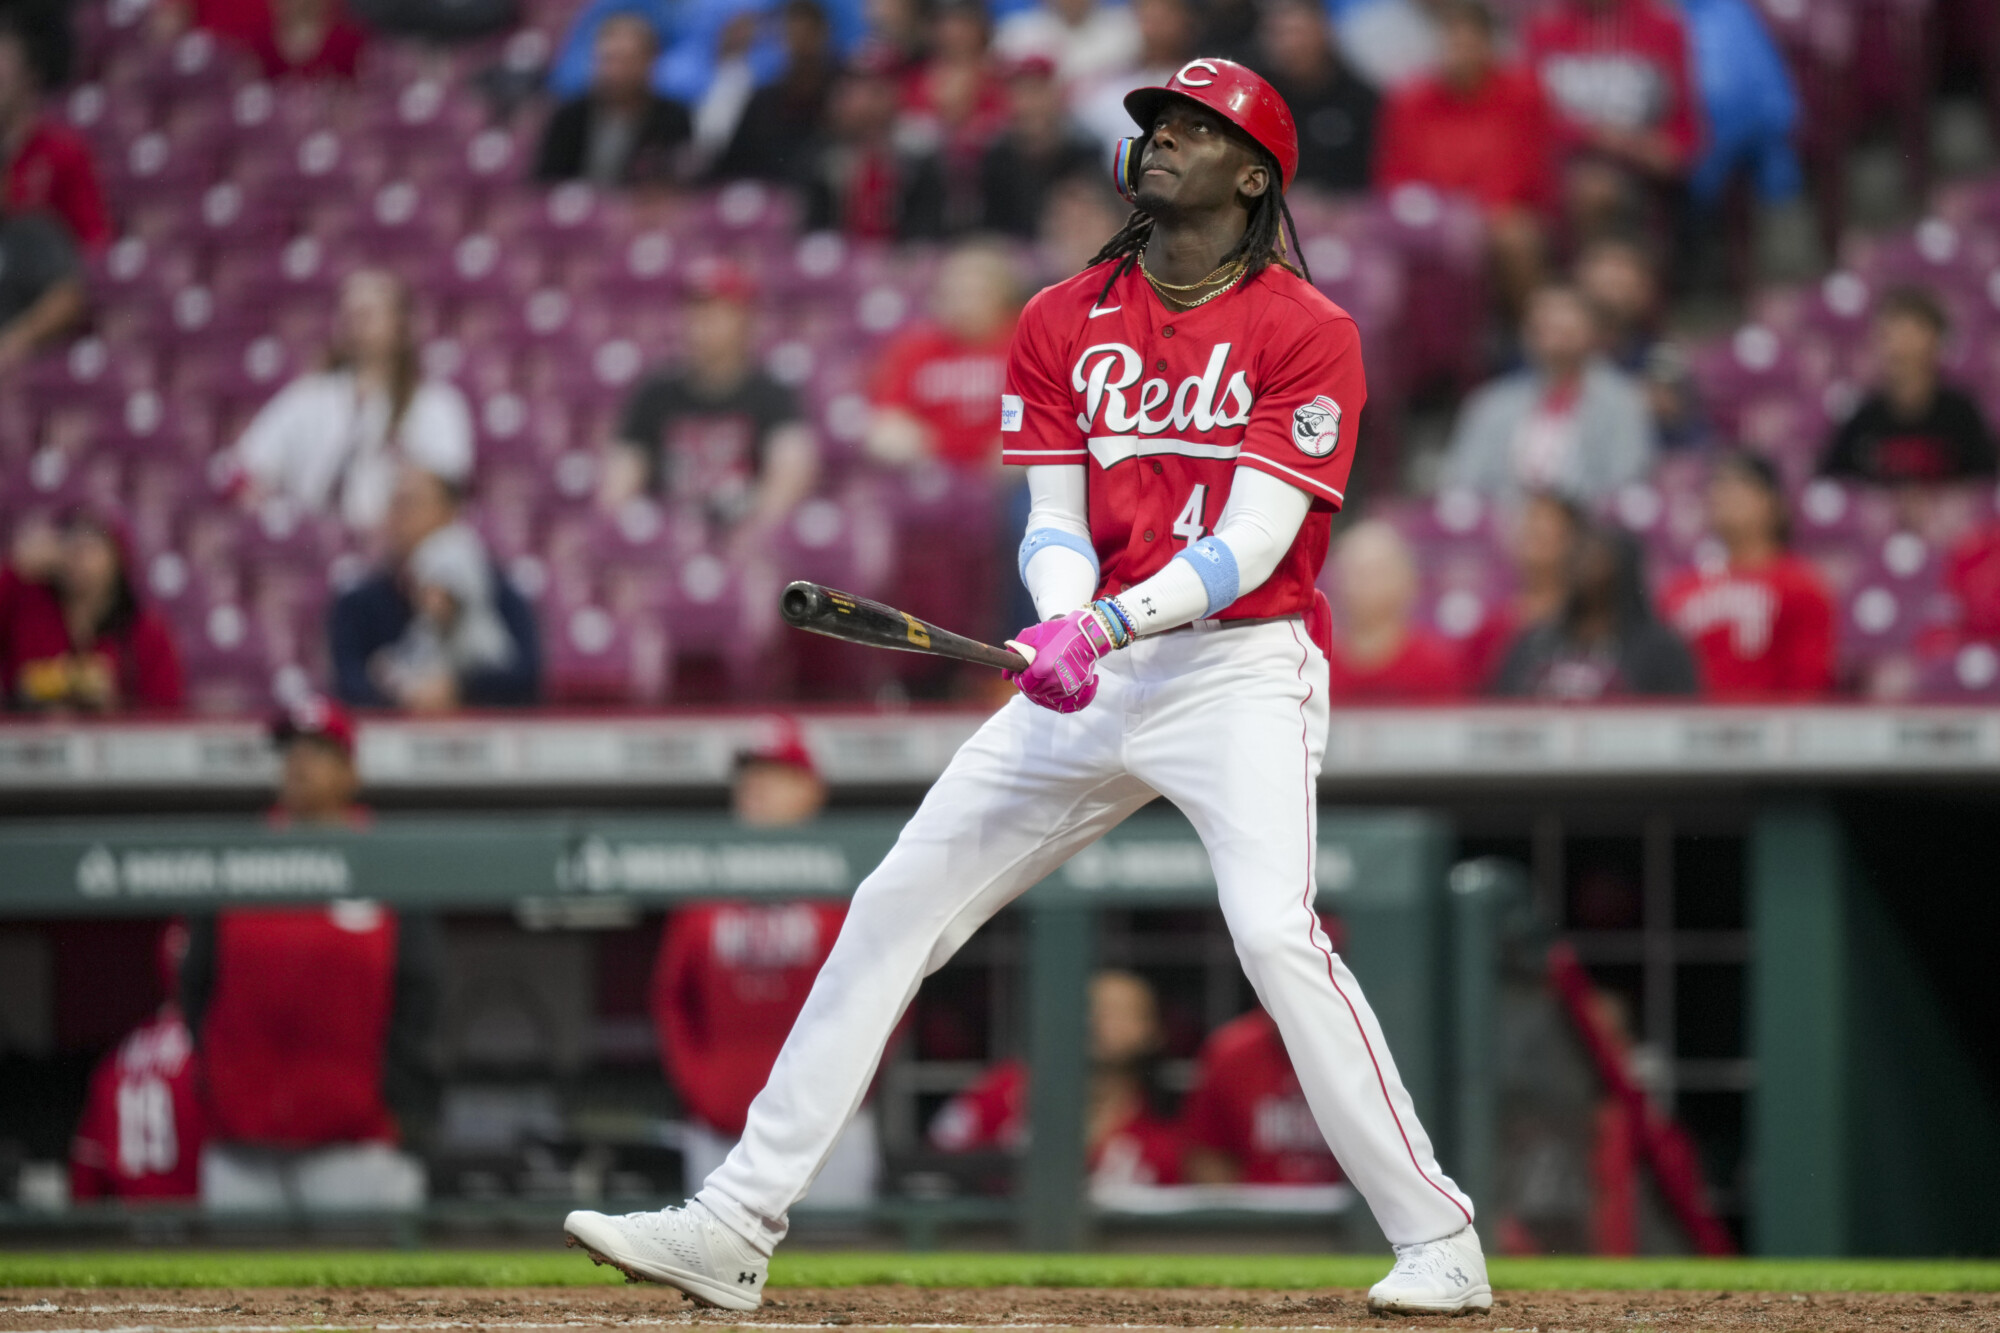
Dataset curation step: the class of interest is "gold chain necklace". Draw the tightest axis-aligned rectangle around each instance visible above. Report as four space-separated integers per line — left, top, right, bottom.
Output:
1138 252 1244 293
1142 258 1247 311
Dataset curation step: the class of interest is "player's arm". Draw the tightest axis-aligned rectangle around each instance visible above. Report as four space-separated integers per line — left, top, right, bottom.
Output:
1019 463 1097 620
1006 290 1102 620
1111 469 1313 637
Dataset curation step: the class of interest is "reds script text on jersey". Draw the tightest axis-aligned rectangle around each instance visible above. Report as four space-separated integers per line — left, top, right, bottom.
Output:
1000 260 1364 618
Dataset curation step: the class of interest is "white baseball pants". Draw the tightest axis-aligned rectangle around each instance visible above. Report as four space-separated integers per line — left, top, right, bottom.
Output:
697 620 1475 1249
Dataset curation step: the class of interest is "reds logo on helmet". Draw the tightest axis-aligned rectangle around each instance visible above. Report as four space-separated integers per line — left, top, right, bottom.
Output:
1291 396 1341 458
1121 57 1301 190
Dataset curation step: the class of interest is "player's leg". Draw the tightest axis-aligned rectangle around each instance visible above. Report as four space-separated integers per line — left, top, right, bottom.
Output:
566 679 1155 1304
1132 622 1488 1312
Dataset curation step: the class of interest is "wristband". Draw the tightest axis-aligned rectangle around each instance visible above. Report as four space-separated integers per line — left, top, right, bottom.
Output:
1089 597 1134 649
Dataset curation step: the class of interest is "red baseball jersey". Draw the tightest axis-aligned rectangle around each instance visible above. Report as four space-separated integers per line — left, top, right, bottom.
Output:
652 902 847 1137
1661 554 1834 700
199 904 400 1146
1525 0 1702 168
70 1006 204 1200
927 1059 1183 1185
870 322 1016 468
1180 1008 1345 1184
1000 261 1366 622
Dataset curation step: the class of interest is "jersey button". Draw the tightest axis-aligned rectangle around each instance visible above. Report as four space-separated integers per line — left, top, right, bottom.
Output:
1155 360 1167 372
1162 326 1175 338
1151 461 1163 475
1143 529 1155 541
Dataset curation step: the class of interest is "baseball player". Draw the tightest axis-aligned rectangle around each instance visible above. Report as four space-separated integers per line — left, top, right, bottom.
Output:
566 59 1489 1315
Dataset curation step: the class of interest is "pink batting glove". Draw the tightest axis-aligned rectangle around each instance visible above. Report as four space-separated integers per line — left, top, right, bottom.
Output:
1004 609 1117 713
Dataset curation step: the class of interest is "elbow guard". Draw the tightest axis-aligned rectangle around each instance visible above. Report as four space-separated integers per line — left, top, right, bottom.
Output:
1173 536 1240 616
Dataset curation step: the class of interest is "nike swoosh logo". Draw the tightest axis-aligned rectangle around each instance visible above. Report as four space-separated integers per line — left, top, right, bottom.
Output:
1088 304 1121 318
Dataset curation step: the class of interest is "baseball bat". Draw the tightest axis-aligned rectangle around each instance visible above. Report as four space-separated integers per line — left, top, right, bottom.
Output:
780 581 1028 672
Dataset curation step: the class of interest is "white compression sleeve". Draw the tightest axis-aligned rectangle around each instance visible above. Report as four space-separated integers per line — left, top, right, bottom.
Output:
1019 464 1099 620
1115 467 1315 636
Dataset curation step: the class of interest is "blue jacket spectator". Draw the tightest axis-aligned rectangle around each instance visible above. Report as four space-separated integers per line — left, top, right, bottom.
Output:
1682 0 1800 206
548 0 864 106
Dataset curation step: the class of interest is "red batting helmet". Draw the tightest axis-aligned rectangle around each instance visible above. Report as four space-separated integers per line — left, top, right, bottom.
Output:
1113 58 1300 201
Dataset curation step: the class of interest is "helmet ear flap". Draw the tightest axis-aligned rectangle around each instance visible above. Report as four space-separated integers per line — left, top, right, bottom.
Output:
1111 136 1142 202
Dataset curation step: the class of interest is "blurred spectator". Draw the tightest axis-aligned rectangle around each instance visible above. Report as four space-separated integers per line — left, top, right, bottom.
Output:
232 269 474 535
535 13 692 187
1181 1005 1343 1184
977 56 1098 237
1575 235 1660 372
1323 520 1471 701
1930 524 2000 658
1820 287 1997 487
182 895 439 1210
1254 0 1376 194
993 0 1137 93
197 0 367 80
268 696 365 826
0 19 108 252
1680 0 1800 211
709 0 839 182
1662 452 1833 699
865 242 1021 469
1492 523 1698 699
0 0 69 88
0 508 184 713
799 45 948 238
1641 341 1709 451
907 0 1009 230
1334 0 1439 92
1463 489 1586 685
1035 171 1127 279
599 261 818 541
865 0 932 71
1075 0 1198 154
329 466 540 712
930 970 1181 1188
1523 0 1700 239
1375 0 1550 307
70 924 204 1202
347 0 516 40
654 724 880 1204
1443 284 1655 502
0 205 81 372
690 11 763 174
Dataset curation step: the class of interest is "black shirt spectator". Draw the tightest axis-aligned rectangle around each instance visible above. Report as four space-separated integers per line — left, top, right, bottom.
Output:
977 55 1099 237
0 211 82 370
1819 286 1999 486
798 48 947 240
1256 0 1377 193
1493 524 1698 700
534 12 691 186
712 0 838 182
619 368 803 513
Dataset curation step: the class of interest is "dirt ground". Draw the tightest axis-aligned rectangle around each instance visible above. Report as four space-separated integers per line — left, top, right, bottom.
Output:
1 1286 1997 1333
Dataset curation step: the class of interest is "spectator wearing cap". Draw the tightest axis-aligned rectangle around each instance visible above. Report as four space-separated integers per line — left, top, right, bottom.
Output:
0 17 108 252
1443 283 1655 504
599 262 818 549
798 45 948 239
231 269 474 535
1254 0 1377 195
535 11 693 187
1820 287 1998 489
269 696 366 827
865 242 1022 470
1662 452 1833 700
1523 0 1701 240
708 0 839 183
650 722 881 1205
1323 520 1471 702
992 0 1138 96
976 56 1099 238
1493 522 1698 700
329 465 540 712
1375 0 1551 309
0 507 184 713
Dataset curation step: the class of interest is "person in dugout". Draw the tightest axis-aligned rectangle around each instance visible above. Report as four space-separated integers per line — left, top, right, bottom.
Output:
651 722 880 1204
927 969 1181 1188
177 699 441 1211
69 922 205 1202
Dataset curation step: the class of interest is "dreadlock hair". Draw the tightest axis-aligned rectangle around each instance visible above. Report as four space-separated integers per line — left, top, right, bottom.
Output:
1085 147 1311 308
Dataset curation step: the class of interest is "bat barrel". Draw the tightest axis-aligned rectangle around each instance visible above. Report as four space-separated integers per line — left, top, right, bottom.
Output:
780 581 828 628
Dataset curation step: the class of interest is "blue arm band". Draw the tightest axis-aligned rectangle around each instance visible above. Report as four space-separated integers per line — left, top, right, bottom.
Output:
1174 536 1240 615
1018 527 1100 588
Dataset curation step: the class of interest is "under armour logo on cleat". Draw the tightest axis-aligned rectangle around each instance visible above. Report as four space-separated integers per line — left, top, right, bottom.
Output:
1446 1267 1468 1286
739 1272 758 1284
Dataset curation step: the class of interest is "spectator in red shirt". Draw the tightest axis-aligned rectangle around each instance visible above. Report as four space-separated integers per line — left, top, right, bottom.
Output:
161 0 366 79
929 970 1182 1190
1662 452 1834 700
905 0 1009 230
0 507 184 714
1181 1006 1345 1185
652 723 882 1205
1376 0 1553 308
1523 0 1701 240
1324 519 1471 702
70 923 206 1202
0 20 109 252
865 241 1022 470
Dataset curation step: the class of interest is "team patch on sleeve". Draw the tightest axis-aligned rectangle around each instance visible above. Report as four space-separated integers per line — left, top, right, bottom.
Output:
1000 394 1024 433
1291 396 1341 458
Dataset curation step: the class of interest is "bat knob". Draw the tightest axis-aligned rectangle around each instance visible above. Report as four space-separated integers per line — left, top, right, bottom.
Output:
780 581 828 627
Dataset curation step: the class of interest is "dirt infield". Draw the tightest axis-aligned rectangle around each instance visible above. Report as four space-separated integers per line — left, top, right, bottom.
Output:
1 1285 1996 1332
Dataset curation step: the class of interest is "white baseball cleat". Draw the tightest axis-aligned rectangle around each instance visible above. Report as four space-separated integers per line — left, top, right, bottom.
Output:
1366 1223 1493 1315
563 1201 769 1310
